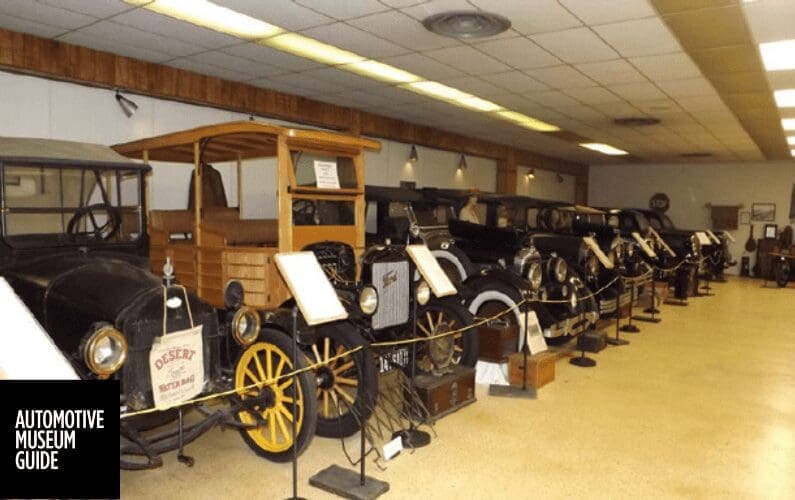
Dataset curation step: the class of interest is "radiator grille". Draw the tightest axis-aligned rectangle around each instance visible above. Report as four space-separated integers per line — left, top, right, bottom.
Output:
371 260 410 330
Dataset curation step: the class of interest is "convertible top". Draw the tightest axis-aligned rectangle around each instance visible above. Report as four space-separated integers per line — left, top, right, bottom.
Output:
0 137 144 169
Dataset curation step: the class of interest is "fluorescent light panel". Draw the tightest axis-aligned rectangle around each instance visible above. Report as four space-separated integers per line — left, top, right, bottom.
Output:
787 136 795 146
784 119 795 131
580 143 628 156
129 0 569 142
774 89 795 107
760 40 795 71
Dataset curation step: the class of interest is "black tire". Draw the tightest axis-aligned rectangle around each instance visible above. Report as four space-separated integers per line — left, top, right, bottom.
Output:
305 322 378 438
414 297 479 373
465 280 526 355
233 328 317 462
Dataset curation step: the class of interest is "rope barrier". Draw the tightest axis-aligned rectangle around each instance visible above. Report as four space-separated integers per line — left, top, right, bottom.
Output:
121 272 627 418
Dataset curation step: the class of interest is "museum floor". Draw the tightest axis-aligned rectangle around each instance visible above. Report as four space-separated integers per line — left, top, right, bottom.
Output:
121 276 794 499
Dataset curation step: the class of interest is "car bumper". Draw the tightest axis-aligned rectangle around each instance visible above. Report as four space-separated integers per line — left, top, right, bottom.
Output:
543 310 599 338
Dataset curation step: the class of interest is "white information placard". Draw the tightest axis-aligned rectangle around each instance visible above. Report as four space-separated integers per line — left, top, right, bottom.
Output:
650 227 676 257
313 160 340 189
724 231 736 243
275 251 349 326
0 278 78 380
149 325 204 408
382 435 403 460
406 244 457 298
525 310 548 355
583 236 615 269
705 230 721 244
696 231 712 246
631 232 657 258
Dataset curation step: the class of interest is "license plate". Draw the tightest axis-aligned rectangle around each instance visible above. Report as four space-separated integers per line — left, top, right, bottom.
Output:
378 347 410 373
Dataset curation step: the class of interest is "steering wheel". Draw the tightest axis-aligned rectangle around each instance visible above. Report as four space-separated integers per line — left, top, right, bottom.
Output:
66 204 121 240
292 200 318 225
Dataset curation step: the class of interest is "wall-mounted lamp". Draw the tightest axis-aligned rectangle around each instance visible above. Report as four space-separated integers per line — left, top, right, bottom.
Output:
526 168 535 180
556 172 564 183
115 90 138 118
408 144 419 164
458 153 467 171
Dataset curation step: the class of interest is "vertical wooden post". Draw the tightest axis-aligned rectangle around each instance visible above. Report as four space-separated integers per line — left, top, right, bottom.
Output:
193 141 202 245
277 134 291 252
236 152 243 215
142 149 150 229
496 152 517 194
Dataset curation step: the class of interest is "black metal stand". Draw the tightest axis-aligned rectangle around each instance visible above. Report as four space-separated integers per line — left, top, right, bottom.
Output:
619 281 640 333
635 275 661 324
569 348 597 367
176 408 194 466
287 308 306 500
605 306 629 346
700 273 714 296
393 298 431 447
489 300 538 399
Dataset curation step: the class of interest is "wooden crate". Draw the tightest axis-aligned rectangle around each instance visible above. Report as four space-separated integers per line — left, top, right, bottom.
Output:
508 351 556 389
478 323 518 363
411 365 476 421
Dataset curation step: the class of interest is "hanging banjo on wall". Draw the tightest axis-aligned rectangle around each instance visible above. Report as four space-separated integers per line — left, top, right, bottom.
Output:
745 224 757 252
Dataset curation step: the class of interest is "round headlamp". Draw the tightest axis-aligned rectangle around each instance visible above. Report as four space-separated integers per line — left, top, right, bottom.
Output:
232 306 261 346
359 285 378 315
527 262 542 291
416 280 431 306
570 292 578 308
549 257 567 283
84 325 127 378
409 225 421 237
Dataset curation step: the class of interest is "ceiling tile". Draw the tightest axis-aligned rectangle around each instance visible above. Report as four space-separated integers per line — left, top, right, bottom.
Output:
362 85 437 104
59 31 171 62
347 10 457 51
220 43 321 72
213 0 333 31
423 45 510 74
593 17 681 57
656 78 717 98
469 0 582 35
472 36 561 69
379 0 428 7
39 0 133 18
531 27 618 64
525 90 580 108
562 86 622 104
290 67 387 90
590 100 642 117
559 0 656 25
71 20 200 58
743 0 795 44
631 98 681 115
629 52 702 81
0 12 68 38
609 82 666 101
300 23 410 58
0 0 97 29
266 72 356 94
293 0 390 20
183 51 286 79
481 71 549 93
112 8 242 49
525 65 596 89
249 77 319 97
378 53 465 80
491 94 545 115
167 58 255 83
439 76 507 97
676 94 729 112
576 59 646 85
401 0 480 20
556 105 606 120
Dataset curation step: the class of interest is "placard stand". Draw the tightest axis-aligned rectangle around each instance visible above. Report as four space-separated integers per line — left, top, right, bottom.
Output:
488 302 538 399
393 298 432 446
699 273 714 297
273 252 388 500
642 271 662 317
619 281 640 333
287 308 305 500
606 307 629 346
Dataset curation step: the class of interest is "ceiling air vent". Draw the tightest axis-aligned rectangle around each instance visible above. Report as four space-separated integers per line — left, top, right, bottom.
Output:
423 11 511 39
614 117 661 127
680 152 713 158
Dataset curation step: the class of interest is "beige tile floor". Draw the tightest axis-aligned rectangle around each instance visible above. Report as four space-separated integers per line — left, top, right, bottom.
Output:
121 277 794 499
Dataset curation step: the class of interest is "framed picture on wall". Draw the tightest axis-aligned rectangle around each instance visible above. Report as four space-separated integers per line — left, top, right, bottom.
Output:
739 211 750 225
751 203 775 222
764 224 778 239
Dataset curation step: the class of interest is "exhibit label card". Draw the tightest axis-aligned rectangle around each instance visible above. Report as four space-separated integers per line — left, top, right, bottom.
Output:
313 160 340 189
632 232 657 258
696 231 712 246
582 236 614 269
149 325 204 408
525 310 548 354
406 244 457 298
705 230 721 244
275 252 348 326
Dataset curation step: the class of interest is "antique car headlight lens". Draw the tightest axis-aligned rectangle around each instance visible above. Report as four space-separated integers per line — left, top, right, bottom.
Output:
84 325 127 378
527 262 542 290
232 306 261 346
416 280 431 306
549 257 567 283
409 225 421 237
359 285 378 315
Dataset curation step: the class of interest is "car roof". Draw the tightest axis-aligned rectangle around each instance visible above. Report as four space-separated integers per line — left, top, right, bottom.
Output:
0 137 148 170
365 185 426 203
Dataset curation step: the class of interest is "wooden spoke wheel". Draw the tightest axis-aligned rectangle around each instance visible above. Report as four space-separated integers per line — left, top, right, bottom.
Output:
415 298 478 374
233 329 316 462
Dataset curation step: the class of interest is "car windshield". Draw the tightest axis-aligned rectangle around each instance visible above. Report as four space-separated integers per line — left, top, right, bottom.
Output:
2 163 143 247
290 150 357 189
413 203 449 226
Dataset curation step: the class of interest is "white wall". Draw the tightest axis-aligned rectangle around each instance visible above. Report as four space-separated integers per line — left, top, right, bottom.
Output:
0 70 497 215
588 161 795 274
516 165 575 202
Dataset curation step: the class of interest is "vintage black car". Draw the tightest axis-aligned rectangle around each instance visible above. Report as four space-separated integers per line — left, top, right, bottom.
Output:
421 189 600 344
0 138 317 469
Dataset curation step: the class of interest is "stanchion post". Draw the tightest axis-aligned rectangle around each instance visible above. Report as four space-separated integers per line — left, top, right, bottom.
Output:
619 281 640 333
359 344 367 486
287 307 305 500
488 298 537 397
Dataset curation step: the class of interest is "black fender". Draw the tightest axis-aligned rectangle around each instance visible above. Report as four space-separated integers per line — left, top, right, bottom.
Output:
428 244 477 284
